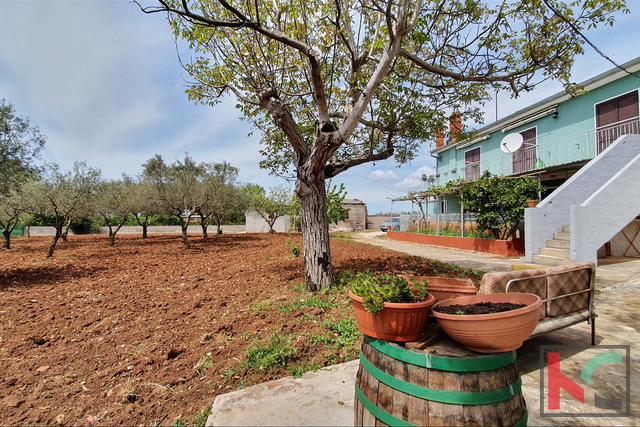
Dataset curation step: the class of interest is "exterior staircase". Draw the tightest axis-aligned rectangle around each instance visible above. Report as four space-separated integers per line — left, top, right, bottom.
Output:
525 134 640 264
531 225 572 266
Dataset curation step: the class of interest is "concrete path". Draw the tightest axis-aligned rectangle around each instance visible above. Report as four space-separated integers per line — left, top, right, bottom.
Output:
207 231 640 426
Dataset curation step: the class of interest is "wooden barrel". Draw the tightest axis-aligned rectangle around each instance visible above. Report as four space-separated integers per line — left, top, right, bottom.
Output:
354 335 528 426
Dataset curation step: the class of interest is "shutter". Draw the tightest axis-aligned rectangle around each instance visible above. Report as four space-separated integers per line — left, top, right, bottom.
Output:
465 148 480 180
618 91 638 121
596 92 639 153
596 100 616 127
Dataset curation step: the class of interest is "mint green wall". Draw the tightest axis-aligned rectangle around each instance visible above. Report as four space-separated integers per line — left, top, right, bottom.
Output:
435 74 640 183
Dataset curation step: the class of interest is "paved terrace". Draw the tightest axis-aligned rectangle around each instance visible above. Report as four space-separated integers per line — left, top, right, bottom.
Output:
207 231 640 426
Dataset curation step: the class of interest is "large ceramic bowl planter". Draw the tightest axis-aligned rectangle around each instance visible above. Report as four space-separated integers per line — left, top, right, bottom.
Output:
431 293 542 353
398 275 477 302
348 290 437 342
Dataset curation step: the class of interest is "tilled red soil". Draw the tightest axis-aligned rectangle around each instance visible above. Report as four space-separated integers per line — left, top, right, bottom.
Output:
0 233 481 426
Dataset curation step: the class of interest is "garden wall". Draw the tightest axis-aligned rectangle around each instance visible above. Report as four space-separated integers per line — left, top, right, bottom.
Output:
387 230 525 257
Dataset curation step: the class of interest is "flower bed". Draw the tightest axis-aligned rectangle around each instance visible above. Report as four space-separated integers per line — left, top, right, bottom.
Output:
387 230 524 256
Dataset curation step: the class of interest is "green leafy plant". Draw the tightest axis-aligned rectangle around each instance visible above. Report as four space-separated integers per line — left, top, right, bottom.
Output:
350 271 426 314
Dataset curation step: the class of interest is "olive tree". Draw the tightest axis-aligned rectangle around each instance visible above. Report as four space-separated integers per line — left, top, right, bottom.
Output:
196 161 242 238
127 176 161 239
95 177 135 246
142 153 213 247
138 0 627 290
0 99 45 249
248 184 296 234
23 162 102 257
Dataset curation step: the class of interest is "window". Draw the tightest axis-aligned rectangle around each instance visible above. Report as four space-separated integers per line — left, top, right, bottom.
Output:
596 91 639 153
440 199 447 214
512 127 537 174
465 147 481 181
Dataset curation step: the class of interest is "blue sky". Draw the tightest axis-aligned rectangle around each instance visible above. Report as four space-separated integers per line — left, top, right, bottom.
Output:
1 1 638 214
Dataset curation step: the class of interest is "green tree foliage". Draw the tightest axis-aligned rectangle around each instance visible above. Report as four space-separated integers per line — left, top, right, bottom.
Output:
142 153 213 248
0 99 45 199
196 161 244 238
248 184 296 234
22 161 102 257
138 0 627 290
95 177 135 245
457 172 543 240
0 99 46 249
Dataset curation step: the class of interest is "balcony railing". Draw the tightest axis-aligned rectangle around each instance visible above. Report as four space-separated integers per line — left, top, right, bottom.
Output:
432 117 640 186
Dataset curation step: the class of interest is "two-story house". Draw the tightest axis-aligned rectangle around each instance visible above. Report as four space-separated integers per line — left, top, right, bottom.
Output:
425 56 640 265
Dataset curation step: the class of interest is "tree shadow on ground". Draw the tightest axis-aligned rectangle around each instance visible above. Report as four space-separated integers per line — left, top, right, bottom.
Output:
0 264 108 291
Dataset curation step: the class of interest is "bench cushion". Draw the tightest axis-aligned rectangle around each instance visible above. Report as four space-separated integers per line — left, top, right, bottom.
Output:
480 262 595 319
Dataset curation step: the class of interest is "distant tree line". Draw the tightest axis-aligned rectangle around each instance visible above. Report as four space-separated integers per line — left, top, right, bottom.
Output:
0 99 348 257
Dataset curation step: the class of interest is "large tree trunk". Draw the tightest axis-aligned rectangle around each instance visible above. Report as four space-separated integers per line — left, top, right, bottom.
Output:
297 177 332 292
141 224 148 239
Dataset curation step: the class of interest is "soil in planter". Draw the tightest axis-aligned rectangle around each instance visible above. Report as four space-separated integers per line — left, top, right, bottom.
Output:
434 302 525 315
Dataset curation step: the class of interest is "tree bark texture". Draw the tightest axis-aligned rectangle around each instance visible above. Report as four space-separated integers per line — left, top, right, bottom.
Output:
180 220 191 248
2 230 11 250
297 177 332 292
47 227 62 258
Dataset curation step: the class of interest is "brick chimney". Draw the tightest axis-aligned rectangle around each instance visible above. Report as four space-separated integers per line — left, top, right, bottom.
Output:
435 128 445 148
449 111 462 143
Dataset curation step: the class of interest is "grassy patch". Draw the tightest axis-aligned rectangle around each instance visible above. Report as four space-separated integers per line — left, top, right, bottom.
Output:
279 296 340 313
241 334 296 371
247 299 275 313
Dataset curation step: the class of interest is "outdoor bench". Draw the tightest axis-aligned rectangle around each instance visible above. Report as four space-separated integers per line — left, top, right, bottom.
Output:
480 262 597 345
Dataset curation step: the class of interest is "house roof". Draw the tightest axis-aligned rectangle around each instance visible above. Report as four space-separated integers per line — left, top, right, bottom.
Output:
432 56 640 154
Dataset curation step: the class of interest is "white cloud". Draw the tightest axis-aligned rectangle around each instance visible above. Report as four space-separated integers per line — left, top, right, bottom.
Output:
369 170 401 183
1 0 639 216
392 165 436 190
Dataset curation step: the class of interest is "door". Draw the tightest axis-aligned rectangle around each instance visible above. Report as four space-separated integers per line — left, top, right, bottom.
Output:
512 127 537 174
596 91 639 154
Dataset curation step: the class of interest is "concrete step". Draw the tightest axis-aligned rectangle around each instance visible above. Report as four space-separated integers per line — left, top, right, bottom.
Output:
532 253 571 266
539 247 571 259
546 239 570 250
562 224 571 233
553 231 571 241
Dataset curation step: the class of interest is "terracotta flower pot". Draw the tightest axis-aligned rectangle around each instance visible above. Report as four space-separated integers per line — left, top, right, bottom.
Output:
348 290 437 342
527 199 538 208
431 293 542 353
398 275 477 302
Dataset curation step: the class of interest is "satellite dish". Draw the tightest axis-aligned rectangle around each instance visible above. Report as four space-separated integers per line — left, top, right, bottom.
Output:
500 133 523 154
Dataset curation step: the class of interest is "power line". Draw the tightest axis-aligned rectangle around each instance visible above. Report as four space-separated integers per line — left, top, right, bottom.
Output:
541 0 640 79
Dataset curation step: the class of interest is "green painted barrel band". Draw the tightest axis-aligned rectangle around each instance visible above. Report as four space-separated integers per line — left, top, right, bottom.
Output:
355 383 416 427
365 335 516 372
360 352 522 405
356 383 529 427
515 410 528 426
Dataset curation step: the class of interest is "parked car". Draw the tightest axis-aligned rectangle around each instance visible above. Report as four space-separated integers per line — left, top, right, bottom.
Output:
380 217 401 232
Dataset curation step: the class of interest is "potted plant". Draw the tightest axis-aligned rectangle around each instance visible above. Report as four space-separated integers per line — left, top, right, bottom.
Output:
348 271 437 342
431 293 542 353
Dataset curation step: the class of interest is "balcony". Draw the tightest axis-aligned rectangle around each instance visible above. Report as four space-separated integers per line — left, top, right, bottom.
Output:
431 117 639 186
